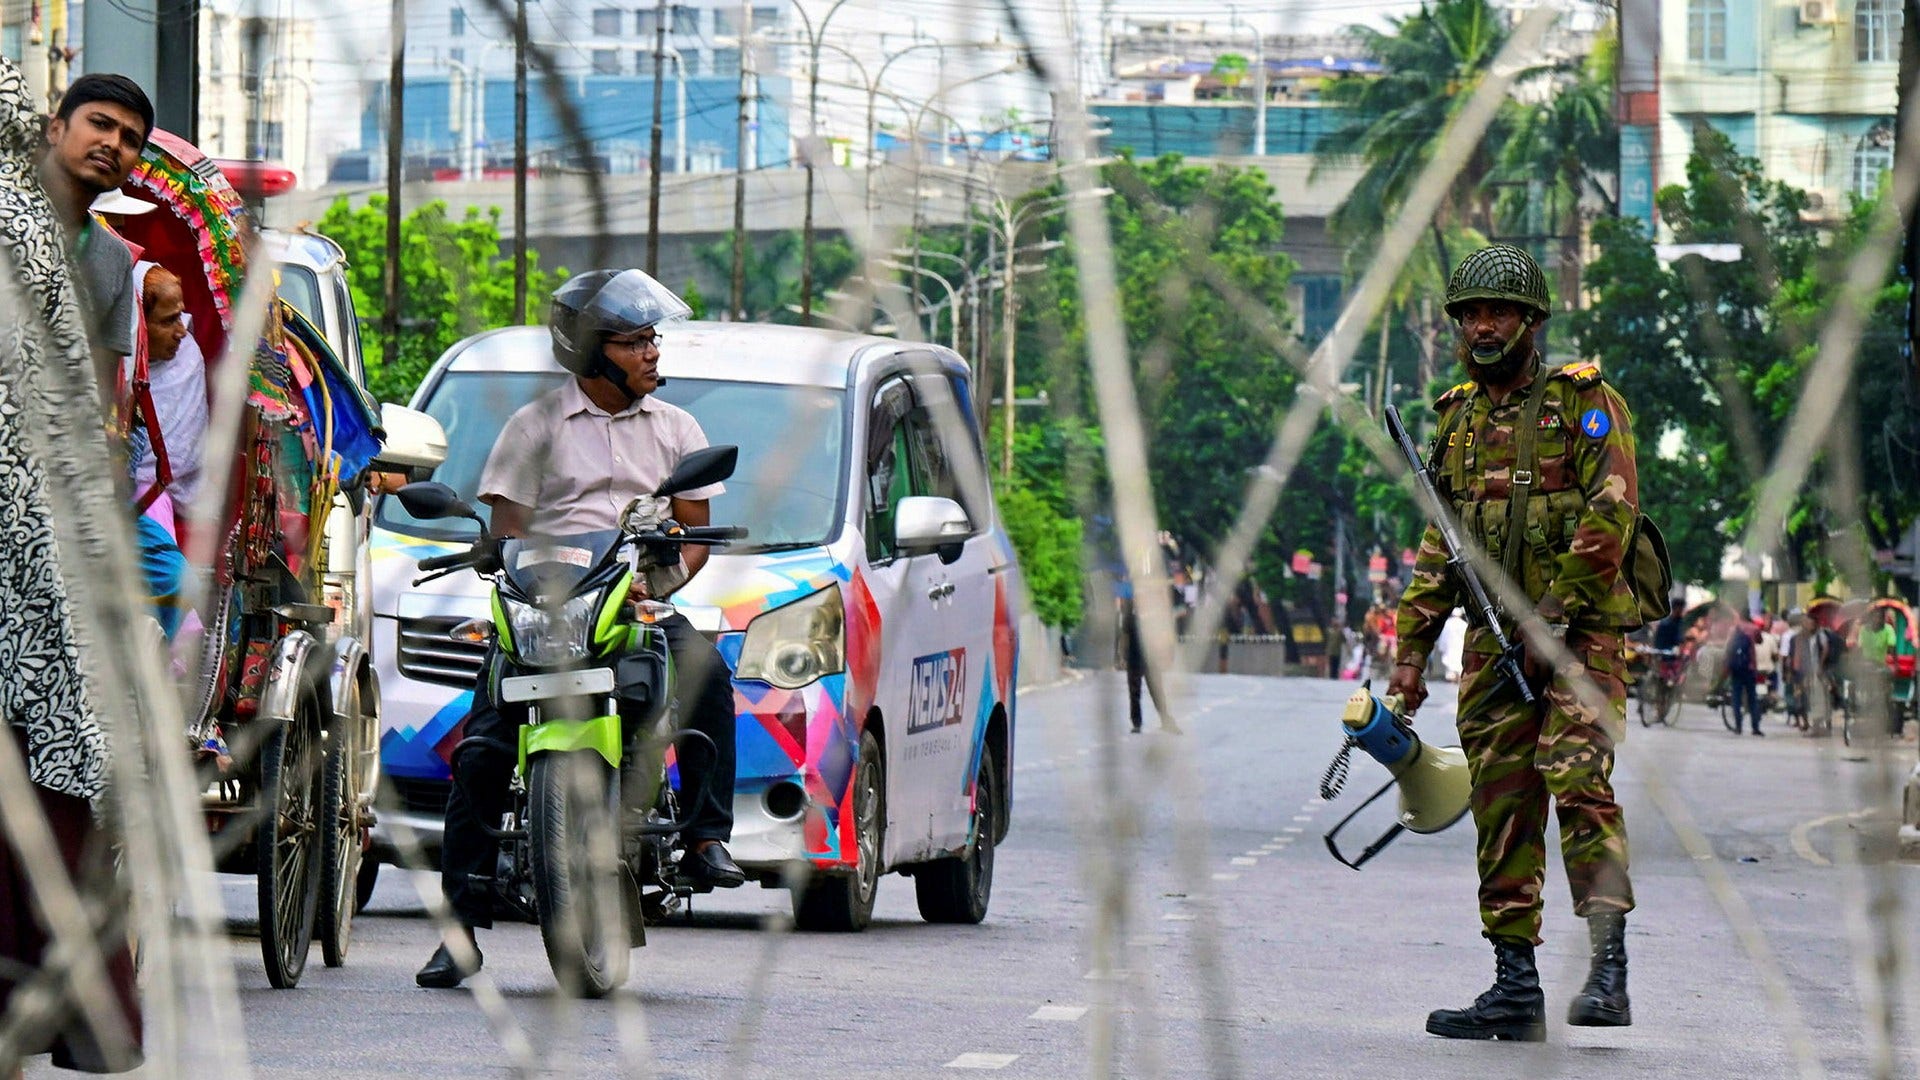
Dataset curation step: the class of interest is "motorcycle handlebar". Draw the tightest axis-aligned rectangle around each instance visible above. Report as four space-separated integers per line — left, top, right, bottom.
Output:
417 550 473 572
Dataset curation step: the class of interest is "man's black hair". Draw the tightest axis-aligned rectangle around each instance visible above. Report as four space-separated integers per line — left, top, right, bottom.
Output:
56 74 155 144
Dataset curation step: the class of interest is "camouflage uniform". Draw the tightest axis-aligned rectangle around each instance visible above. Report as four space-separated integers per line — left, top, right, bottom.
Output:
1395 356 1641 943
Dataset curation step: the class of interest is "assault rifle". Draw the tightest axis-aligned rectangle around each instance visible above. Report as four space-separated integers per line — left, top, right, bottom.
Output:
1384 403 1534 705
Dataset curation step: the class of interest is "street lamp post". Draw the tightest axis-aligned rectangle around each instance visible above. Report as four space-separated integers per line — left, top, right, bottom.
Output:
788 0 857 322
877 259 960 351
1226 5 1267 156
989 188 1113 477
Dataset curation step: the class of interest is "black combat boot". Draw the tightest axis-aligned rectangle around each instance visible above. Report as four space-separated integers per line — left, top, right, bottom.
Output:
1426 936 1548 1041
1567 912 1631 1026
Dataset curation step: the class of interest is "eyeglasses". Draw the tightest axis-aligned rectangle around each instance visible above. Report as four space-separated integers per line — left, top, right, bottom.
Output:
605 332 663 352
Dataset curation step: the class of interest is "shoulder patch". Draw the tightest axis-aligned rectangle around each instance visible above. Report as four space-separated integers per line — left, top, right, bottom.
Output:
1557 360 1604 388
1432 381 1474 410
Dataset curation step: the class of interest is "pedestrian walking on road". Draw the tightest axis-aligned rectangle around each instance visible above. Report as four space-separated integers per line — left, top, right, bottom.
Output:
1782 611 1809 730
1724 618 1763 735
1388 245 1642 1041
1119 590 1181 734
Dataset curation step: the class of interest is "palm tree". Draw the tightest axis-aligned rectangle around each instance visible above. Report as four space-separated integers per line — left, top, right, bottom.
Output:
1315 0 1519 255
1490 39 1618 308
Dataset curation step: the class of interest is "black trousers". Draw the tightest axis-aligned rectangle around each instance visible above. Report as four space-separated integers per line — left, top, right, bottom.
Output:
440 612 737 929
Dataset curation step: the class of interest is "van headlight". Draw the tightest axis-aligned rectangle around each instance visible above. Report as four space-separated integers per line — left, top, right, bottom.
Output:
505 593 598 667
736 587 844 689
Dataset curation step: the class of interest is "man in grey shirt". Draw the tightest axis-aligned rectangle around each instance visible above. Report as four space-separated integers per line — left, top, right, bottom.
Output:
40 73 153 397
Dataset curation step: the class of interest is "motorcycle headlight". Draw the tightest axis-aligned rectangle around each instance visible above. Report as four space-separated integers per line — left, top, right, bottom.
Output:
736 587 845 690
505 593 600 667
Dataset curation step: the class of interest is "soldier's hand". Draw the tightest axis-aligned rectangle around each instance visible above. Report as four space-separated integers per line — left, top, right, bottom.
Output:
1387 663 1428 715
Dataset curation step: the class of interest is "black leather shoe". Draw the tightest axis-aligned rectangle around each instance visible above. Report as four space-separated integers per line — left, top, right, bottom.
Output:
1567 912 1631 1026
682 842 747 888
415 933 482 988
1426 936 1547 1041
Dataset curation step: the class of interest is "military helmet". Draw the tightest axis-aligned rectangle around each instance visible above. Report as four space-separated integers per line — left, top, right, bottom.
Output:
1444 244 1551 321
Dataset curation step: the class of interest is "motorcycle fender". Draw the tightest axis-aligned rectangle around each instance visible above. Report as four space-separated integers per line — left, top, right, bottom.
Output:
519 714 624 775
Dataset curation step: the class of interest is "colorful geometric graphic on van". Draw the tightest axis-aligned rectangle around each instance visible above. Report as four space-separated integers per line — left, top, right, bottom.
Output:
372 529 465 563
682 548 851 630
381 690 471 779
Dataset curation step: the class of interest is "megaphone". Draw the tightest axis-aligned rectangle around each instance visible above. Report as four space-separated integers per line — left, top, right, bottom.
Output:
1322 685 1472 870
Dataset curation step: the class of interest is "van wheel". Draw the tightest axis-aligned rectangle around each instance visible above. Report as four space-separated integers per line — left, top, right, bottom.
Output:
914 750 997 924
793 731 883 932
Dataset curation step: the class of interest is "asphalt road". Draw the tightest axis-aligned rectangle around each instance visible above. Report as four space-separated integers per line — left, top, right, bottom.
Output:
34 672 1920 1079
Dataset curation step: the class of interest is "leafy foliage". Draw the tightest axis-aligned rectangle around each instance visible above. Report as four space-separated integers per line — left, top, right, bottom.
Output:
691 230 856 323
1571 127 1915 585
316 196 562 403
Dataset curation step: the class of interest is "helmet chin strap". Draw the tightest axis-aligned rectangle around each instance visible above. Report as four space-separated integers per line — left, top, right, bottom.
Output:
586 347 643 403
1468 319 1534 366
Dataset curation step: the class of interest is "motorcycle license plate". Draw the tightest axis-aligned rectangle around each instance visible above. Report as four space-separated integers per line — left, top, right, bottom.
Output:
499 668 616 703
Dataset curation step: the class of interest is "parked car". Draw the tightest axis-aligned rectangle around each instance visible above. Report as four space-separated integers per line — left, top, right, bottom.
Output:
367 322 1021 929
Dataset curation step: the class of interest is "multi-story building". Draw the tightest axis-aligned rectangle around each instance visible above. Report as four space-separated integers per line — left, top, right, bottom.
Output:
1648 0 1900 223
339 0 793 179
198 5 317 183
1090 26 1374 344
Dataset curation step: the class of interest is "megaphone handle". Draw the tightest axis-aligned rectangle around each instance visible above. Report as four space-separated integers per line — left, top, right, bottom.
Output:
1322 776 1407 871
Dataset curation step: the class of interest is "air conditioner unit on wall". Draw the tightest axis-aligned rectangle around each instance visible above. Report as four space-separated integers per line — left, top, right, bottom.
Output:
1798 0 1836 25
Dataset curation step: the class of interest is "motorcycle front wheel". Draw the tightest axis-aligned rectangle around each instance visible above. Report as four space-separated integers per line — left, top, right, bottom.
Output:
529 751 631 998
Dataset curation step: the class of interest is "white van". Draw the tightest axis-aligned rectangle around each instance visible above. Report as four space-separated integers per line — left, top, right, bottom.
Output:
367 322 1023 929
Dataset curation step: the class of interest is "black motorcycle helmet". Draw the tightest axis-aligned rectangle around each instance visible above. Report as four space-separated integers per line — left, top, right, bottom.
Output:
549 268 692 399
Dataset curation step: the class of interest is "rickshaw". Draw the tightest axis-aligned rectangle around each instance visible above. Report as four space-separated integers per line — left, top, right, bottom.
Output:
1870 598 1918 735
113 131 418 987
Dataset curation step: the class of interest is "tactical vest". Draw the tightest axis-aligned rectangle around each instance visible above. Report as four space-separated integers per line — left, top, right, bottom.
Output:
1429 362 1600 613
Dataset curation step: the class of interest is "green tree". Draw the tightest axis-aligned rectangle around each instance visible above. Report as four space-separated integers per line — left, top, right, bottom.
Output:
691 230 856 323
1007 154 1360 610
316 196 561 403
1570 126 1912 586
1316 0 1517 247
1489 34 1617 306
1211 53 1250 92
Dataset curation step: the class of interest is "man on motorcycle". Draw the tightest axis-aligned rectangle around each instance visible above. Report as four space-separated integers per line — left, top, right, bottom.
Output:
417 269 745 989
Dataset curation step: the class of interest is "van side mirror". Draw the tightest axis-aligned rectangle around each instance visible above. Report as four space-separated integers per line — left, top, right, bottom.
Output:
894 495 971 563
370 403 449 482
396 481 480 523
656 445 738 498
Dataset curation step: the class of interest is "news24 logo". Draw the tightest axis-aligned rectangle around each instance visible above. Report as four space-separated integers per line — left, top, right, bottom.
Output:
907 648 968 734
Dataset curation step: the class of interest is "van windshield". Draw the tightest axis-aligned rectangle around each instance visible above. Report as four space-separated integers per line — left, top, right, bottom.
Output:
375 370 847 551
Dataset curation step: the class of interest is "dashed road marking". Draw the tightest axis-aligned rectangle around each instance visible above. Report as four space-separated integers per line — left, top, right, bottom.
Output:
1230 856 1258 866
1283 827 1305 834
1162 912 1195 922
1292 815 1313 822
947 1053 1020 1069
1030 1005 1088 1021
1211 872 1240 881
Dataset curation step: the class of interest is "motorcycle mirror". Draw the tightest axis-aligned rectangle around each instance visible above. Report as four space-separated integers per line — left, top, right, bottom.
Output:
655 444 738 498
396 481 481 522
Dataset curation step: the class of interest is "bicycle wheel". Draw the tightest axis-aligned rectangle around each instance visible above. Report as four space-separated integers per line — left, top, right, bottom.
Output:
1720 696 1740 733
1638 683 1655 727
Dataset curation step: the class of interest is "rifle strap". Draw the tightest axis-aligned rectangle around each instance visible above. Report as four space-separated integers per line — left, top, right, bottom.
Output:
1502 363 1551 590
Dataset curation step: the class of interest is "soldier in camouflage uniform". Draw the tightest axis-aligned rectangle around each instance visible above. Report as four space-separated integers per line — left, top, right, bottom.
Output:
1386 245 1639 1041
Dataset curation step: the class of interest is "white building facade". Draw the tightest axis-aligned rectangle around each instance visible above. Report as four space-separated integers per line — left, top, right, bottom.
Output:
1658 0 1900 220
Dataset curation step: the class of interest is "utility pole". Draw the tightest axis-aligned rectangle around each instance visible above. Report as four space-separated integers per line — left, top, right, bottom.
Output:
647 0 667 276
1900 0 1918 382
384 0 406 372
513 0 529 321
730 0 751 319
1000 201 1016 478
